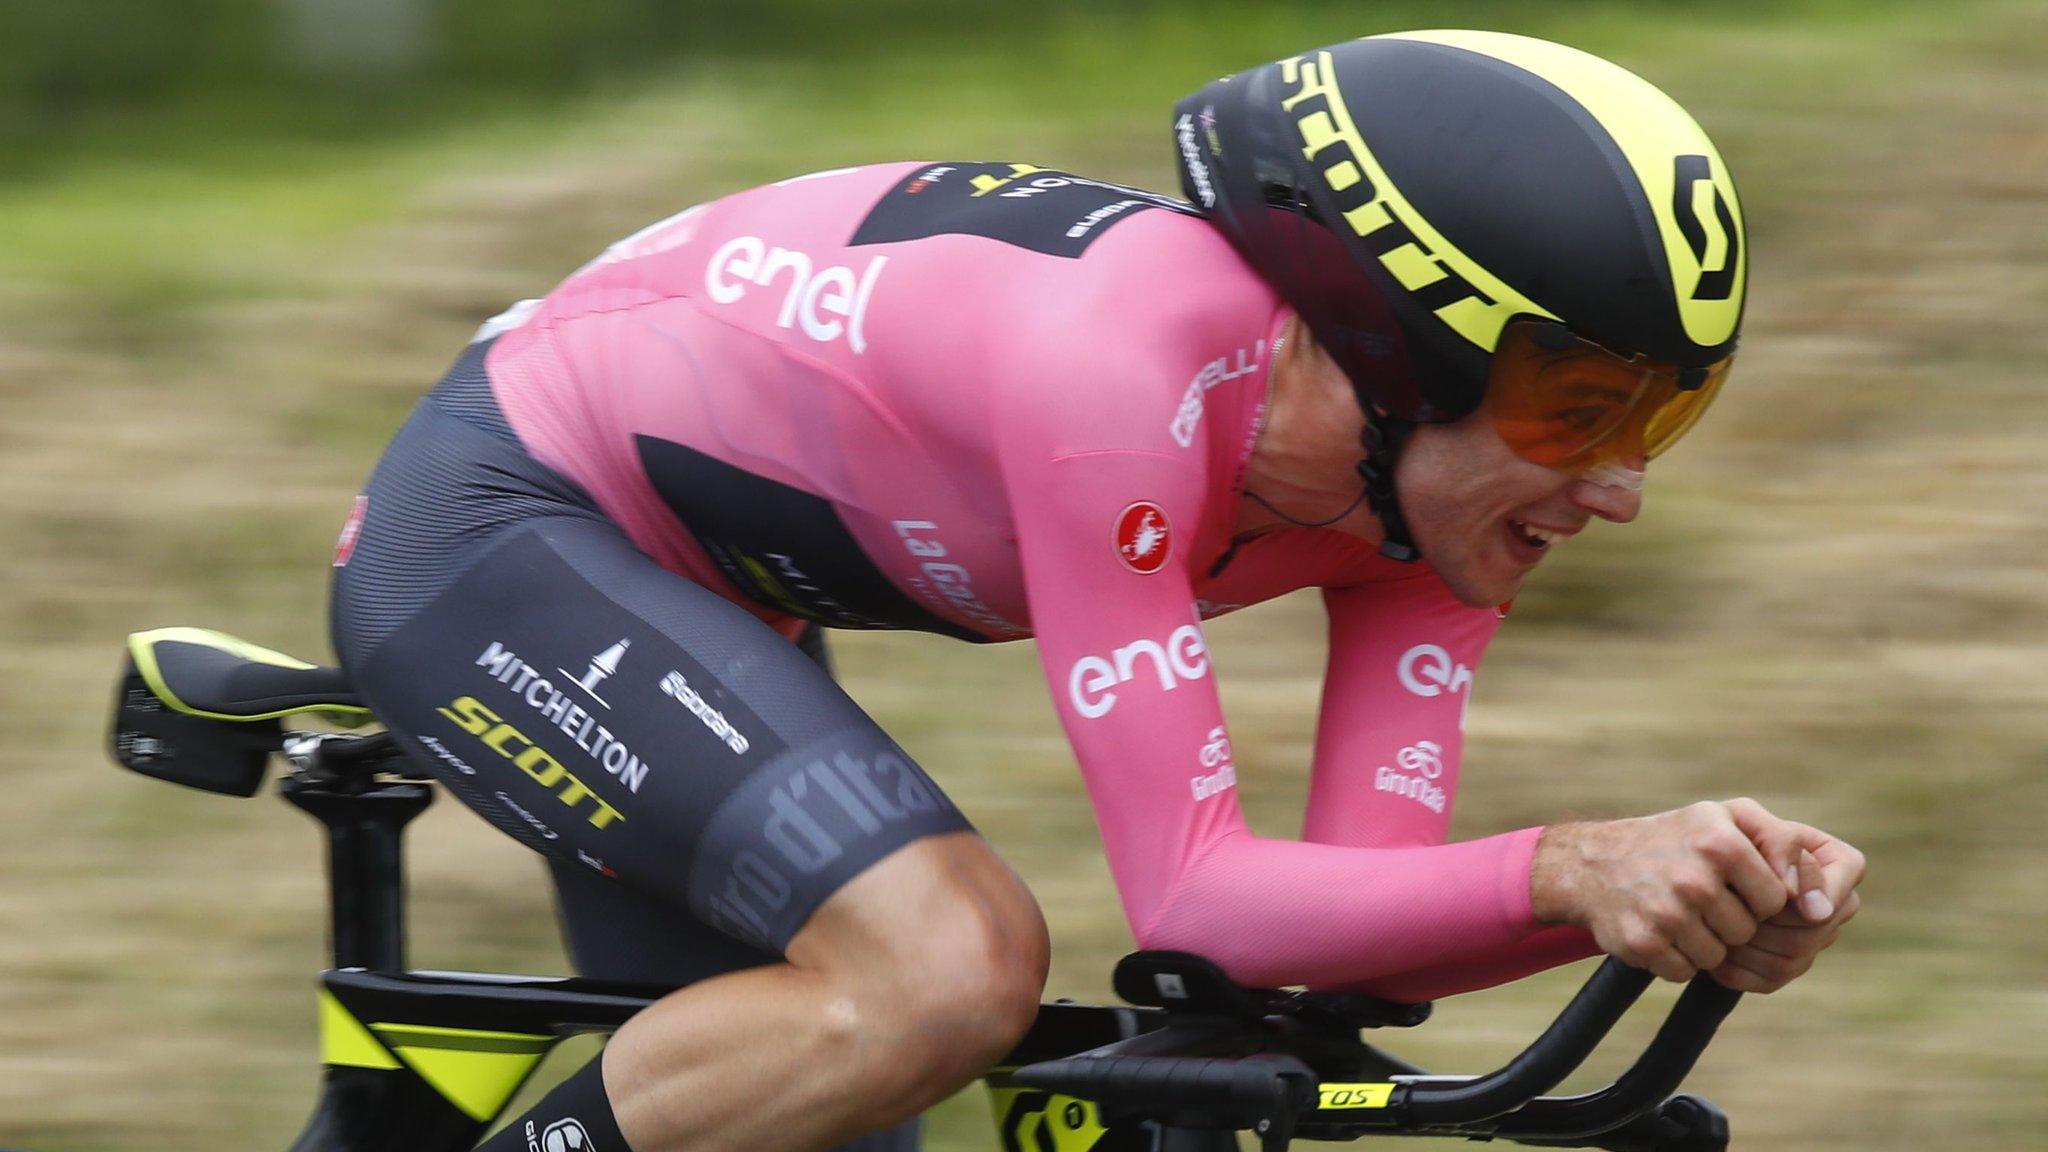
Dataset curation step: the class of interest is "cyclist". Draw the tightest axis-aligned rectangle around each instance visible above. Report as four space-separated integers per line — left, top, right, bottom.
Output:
328 30 1864 1152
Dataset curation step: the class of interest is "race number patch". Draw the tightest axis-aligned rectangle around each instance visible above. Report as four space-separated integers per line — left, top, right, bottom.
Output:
850 162 1198 259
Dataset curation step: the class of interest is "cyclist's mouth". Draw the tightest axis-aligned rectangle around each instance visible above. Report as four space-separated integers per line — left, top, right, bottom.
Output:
1505 518 1568 565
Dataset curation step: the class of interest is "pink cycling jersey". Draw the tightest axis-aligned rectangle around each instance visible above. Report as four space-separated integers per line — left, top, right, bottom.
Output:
480 161 1594 998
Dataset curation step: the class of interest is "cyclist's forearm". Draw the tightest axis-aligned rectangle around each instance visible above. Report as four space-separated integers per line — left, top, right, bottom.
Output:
1124 823 1547 991
1314 924 1598 1002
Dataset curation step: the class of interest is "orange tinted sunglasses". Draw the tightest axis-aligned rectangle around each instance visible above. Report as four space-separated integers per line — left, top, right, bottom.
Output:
1484 320 1732 471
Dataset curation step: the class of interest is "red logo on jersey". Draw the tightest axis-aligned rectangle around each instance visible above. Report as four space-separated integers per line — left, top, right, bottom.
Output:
332 494 368 568
1114 502 1173 574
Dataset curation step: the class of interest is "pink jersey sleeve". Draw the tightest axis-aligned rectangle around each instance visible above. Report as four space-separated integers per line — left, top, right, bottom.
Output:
1299 583 1600 1000
996 391 1556 992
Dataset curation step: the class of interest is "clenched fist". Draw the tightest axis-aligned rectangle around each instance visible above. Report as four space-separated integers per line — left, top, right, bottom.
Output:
1531 798 1864 990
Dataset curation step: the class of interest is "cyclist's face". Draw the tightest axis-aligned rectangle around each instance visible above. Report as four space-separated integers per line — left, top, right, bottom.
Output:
1398 409 1644 607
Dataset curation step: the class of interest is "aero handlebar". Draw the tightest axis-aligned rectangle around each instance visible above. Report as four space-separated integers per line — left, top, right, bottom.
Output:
1482 970 1743 1140
1401 957 1658 1124
1015 955 1744 1150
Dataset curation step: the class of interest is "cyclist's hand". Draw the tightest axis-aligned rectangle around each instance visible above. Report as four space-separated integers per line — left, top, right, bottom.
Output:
1530 802 1793 983
1722 799 1866 929
1709 816 1866 994
1708 886 1861 993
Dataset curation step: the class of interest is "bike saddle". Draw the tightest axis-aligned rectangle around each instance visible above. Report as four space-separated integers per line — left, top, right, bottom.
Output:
125 627 368 722
112 628 375 797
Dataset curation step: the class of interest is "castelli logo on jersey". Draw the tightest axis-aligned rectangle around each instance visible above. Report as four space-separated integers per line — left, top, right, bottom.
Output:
1114 502 1173 574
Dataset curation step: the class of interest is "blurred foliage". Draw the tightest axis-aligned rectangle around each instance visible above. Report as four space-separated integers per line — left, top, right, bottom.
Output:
0 0 1135 164
0 0 1926 176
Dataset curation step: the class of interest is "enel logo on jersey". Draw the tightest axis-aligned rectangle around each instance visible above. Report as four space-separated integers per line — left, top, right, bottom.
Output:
704 236 886 353
1396 644 1473 699
1067 621 1211 719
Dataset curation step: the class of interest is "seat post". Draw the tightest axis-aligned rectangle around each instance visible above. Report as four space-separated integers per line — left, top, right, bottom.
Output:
282 777 434 970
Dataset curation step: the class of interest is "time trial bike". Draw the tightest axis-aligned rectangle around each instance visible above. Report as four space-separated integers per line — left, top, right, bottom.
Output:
83 625 1744 1152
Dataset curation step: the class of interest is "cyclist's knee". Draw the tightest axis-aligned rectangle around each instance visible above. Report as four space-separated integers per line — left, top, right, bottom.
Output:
883 869 1047 1073
796 834 1048 1100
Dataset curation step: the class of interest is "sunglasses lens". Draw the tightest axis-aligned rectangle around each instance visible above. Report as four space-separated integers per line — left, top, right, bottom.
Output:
1487 321 1732 469
1642 356 1732 459
1486 323 1650 467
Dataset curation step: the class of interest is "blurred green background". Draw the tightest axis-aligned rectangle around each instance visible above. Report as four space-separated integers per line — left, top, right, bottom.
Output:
1 1 2044 1149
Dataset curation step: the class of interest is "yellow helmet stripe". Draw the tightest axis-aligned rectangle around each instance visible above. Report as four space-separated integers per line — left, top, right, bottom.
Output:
1376 30 1746 348
1277 50 1560 354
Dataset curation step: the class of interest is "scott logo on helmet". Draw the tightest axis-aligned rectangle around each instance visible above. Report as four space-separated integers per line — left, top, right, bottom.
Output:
1068 621 1211 719
1278 51 1546 354
1672 155 1739 302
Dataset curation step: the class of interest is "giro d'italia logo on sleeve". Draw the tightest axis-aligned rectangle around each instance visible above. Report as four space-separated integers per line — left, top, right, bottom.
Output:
1113 502 1173 574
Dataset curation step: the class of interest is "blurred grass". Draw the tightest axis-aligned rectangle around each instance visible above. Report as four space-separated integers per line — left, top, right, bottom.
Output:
2 1 2045 1150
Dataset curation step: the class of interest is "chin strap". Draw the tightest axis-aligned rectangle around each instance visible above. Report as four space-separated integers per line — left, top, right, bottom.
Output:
1358 412 1420 563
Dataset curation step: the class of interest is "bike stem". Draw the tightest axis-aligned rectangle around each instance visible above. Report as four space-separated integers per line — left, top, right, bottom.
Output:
281 774 432 971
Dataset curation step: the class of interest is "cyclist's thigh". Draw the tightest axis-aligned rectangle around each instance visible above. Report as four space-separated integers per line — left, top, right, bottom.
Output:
348 513 974 952
549 859 777 985
545 622 835 984
331 351 974 953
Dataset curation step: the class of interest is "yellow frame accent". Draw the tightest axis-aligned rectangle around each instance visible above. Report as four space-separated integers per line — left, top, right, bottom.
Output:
318 989 401 1071
984 1073 1108 1152
370 1021 557 1122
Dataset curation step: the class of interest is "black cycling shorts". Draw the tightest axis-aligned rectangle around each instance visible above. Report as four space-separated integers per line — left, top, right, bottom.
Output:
330 342 974 956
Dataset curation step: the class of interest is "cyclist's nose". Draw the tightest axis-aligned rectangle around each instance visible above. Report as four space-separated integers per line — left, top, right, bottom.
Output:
1570 457 1645 524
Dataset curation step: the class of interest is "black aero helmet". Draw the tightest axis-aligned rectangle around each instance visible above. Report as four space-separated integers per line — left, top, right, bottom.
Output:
1173 30 1747 424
